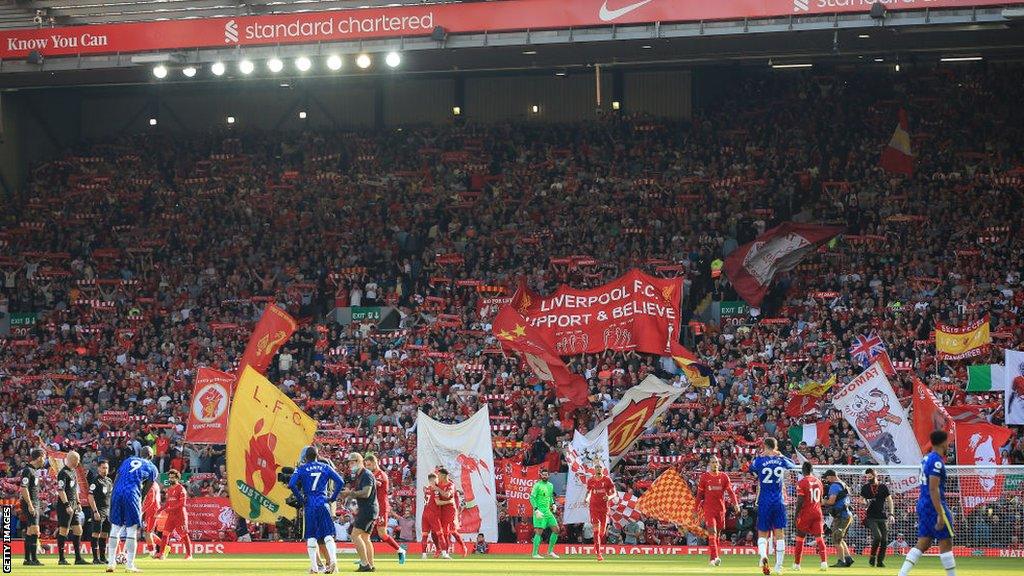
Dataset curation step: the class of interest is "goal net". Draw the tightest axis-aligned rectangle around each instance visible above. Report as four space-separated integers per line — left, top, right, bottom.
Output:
672 464 1024 555
784 465 1024 553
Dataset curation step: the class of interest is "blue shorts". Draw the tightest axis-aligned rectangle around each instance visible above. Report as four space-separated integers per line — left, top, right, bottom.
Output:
303 504 335 540
110 492 143 528
917 501 954 541
757 500 787 532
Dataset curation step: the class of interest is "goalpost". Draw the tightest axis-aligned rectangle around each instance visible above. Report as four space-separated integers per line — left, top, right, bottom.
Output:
787 465 1024 554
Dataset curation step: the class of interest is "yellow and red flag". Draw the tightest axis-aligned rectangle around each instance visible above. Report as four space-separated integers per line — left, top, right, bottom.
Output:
880 109 914 176
226 366 317 523
935 315 990 361
636 468 706 538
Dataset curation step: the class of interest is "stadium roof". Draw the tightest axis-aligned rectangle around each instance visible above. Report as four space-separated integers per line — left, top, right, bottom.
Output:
1 1 1022 88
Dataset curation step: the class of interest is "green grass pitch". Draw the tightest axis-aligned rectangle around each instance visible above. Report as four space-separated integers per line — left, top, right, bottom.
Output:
23 553 1018 575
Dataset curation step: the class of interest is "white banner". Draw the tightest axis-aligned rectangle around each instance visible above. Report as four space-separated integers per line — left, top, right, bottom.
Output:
415 407 498 542
831 362 923 493
586 375 684 466
1005 349 1024 426
564 429 610 525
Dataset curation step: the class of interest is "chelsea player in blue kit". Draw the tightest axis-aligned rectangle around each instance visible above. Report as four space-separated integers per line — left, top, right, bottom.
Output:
898 430 957 576
289 446 344 575
106 446 159 573
750 437 799 576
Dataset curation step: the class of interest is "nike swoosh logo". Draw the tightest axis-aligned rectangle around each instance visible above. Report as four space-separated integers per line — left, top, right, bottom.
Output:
599 0 654 22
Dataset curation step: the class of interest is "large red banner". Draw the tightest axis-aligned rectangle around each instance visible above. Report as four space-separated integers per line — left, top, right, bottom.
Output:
954 422 1013 513
184 367 234 444
237 304 297 376
512 269 682 356
186 496 238 541
2 0 1013 59
723 222 843 306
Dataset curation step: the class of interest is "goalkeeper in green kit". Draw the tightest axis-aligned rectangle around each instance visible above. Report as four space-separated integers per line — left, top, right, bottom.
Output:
530 468 560 559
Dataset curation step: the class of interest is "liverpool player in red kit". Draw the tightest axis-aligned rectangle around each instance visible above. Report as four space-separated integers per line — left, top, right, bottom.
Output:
697 456 739 567
420 472 440 559
433 468 457 560
154 469 192 560
794 462 829 572
141 477 162 558
364 455 407 564
585 462 616 562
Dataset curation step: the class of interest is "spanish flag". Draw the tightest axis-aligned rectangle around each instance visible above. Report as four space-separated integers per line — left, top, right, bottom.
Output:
880 109 914 176
935 315 991 361
227 366 317 523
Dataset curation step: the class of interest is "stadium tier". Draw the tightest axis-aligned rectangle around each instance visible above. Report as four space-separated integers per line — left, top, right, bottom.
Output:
1 1 1024 574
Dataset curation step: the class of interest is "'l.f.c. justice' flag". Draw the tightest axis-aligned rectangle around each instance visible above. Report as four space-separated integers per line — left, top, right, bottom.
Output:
226 366 317 523
722 222 843 306
880 108 915 176
237 304 298 376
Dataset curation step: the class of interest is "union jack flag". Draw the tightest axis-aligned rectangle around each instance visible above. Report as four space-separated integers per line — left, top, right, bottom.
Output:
849 332 886 367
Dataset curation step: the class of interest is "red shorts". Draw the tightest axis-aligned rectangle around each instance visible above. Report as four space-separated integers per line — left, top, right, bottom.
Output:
703 507 726 532
421 510 437 532
437 506 457 528
796 513 824 536
143 508 159 533
589 507 609 525
163 513 187 531
374 506 390 529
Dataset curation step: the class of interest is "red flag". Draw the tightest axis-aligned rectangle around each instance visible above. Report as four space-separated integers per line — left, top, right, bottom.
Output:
785 392 822 417
237 304 297 376
493 306 589 410
722 222 843 307
880 109 914 176
185 367 235 444
945 404 991 424
955 422 1013 512
912 378 954 453
876 350 897 377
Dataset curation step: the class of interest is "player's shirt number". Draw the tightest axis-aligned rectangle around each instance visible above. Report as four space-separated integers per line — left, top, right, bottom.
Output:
760 467 785 484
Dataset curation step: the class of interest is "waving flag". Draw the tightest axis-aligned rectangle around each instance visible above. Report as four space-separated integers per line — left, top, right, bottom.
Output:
493 306 589 410
237 304 298 377
935 316 991 361
912 378 954 453
635 468 706 537
722 222 843 307
955 422 1013 512
850 333 886 368
880 109 915 176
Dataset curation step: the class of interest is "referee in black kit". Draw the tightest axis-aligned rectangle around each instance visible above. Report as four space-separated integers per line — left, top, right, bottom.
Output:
19 447 47 566
860 468 895 568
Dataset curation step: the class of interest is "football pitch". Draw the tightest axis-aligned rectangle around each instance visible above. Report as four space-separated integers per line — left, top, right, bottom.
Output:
24 554 1018 575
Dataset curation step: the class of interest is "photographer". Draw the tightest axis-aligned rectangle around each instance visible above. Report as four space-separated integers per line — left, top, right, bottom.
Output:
823 470 854 568
860 468 894 568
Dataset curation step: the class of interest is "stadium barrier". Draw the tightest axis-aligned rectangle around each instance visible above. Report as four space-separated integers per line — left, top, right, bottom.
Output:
9 541 1023 558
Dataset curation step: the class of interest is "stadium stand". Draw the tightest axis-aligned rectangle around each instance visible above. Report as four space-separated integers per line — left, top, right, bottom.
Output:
1 62 1023 550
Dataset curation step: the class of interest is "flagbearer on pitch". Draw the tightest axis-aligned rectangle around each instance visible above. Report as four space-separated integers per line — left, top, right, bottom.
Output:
529 468 559 559
697 455 739 567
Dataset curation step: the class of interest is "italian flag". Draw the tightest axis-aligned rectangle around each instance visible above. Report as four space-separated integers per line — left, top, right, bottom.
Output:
966 364 1005 392
788 422 830 448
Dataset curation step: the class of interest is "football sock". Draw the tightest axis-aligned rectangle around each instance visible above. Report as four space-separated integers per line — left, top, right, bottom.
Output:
939 551 956 576
898 547 923 576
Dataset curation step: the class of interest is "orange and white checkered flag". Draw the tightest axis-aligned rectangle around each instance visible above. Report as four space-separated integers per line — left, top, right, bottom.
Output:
636 468 707 538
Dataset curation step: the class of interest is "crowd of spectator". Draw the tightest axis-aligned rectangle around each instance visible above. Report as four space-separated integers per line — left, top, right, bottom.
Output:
1 62 1023 549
